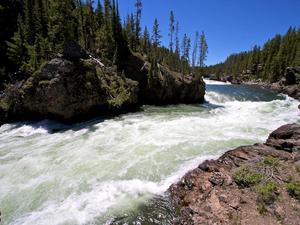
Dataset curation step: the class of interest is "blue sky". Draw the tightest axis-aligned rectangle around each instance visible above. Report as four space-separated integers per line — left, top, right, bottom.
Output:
108 0 300 65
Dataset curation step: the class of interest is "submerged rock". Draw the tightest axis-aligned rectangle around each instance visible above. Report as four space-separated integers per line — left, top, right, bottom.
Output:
170 123 300 225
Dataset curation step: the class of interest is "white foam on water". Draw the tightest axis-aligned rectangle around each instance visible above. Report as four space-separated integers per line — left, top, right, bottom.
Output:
204 79 231 85
0 80 299 225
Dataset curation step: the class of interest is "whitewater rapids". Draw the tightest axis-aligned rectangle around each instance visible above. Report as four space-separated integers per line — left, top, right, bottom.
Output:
0 79 299 225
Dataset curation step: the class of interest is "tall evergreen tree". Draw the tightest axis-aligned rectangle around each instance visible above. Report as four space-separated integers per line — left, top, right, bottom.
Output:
134 0 142 50
199 31 208 67
169 11 175 53
192 31 199 69
175 21 180 57
48 0 78 54
24 0 36 45
34 0 48 38
6 15 27 69
142 26 151 54
151 18 162 50
124 14 135 50
95 0 103 27
181 33 191 73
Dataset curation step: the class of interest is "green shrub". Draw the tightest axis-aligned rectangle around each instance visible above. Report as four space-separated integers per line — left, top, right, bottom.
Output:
255 181 278 203
257 202 268 215
234 166 263 187
263 156 280 167
286 182 300 200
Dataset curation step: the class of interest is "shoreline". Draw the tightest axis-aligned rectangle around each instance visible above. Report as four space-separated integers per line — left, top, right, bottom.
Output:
209 76 300 102
168 123 300 224
241 80 300 102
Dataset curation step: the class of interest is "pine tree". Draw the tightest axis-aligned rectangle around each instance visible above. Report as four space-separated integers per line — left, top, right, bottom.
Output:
24 0 36 45
293 28 300 66
142 26 151 54
6 15 27 69
192 32 199 69
276 27 297 76
182 34 190 61
262 34 281 80
248 45 261 75
151 18 162 49
169 11 175 53
199 31 208 67
97 0 114 60
181 33 191 73
48 0 78 54
134 0 142 51
124 14 135 50
111 0 128 66
95 0 104 28
34 0 48 38
175 21 180 58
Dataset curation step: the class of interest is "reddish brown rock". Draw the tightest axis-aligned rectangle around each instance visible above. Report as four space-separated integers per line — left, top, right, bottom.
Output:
169 123 300 225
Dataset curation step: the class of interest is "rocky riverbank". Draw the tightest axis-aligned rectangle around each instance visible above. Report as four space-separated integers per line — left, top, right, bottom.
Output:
243 80 300 101
169 123 300 225
209 67 300 101
0 50 205 125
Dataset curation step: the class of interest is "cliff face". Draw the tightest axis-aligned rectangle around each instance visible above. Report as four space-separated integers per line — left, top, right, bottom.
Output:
170 123 300 225
0 53 205 124
120 53 206 105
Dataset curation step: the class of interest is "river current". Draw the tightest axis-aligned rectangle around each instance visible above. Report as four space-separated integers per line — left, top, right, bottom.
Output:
0 80 299 225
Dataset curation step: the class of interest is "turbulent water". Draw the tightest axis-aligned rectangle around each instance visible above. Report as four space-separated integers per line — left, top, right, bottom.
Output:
0 80 299 225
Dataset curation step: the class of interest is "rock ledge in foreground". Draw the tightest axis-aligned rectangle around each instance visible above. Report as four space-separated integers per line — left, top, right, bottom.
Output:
170 123 300 225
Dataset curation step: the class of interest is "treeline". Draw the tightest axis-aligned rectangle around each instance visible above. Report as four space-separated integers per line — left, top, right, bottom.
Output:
3 0 128 74
0 0 208 89
205 27 300 82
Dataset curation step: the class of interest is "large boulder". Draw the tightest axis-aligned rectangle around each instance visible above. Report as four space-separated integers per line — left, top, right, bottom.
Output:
0 57 139 123
266 123 300 151
120 53 205 105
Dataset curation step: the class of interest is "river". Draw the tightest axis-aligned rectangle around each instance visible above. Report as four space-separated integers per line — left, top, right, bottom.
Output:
0 80 299 225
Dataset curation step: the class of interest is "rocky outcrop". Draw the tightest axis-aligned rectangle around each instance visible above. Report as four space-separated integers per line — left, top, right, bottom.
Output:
120 53 205 105
0 52 205 124
0 57 139 123
170 123 300 225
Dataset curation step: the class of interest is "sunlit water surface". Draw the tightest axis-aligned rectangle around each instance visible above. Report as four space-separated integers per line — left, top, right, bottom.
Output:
0 80 299 225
